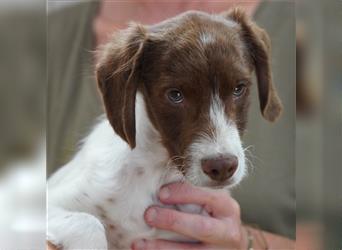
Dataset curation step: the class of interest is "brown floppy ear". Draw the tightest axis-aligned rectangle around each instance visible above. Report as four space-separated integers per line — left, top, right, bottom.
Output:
96 24 147 148
224 8 283 122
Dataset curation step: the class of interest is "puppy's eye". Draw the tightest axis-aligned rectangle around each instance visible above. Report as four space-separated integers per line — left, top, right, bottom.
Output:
166 89 184 104
233 83 247 97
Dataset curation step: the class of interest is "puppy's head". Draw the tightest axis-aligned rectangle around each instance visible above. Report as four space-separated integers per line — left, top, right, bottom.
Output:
96 9 282 188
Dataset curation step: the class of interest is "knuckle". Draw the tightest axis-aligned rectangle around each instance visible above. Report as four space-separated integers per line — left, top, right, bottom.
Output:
208 190 230 205
197 218 215 239
163 210 179 228
149 240 162 250
222 220 242 247
229 228 242 247
208 191 222 205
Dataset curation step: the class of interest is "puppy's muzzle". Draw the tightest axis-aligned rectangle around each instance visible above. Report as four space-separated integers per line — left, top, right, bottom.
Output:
201 154 238 182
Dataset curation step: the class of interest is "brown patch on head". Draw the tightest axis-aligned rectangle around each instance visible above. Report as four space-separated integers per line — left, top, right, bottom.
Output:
222 8 283 122
138 11 254 156
96 24 148 149
96 10 282 175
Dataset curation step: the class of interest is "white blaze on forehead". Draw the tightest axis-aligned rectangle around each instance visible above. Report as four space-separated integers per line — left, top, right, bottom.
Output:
211 14 238 28
208 95 243 160
199 32 215 45
198 17 237 47
186 95 246 187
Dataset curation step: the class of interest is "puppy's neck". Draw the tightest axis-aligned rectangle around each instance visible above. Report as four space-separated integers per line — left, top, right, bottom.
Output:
135 92 162 149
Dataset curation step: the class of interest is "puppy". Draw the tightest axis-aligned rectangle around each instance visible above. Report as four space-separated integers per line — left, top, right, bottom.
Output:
47 9 282 250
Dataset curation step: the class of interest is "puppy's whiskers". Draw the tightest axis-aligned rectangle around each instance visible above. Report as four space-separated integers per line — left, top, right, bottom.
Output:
243 144 259 173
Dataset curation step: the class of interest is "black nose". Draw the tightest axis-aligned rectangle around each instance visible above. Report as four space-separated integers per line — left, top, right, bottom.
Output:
201 155 238 182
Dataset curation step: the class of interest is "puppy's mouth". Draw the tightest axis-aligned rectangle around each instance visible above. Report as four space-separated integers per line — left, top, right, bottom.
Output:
202 178 239 189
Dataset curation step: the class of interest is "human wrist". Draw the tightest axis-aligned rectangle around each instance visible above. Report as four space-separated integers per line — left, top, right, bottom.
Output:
244 225 270 249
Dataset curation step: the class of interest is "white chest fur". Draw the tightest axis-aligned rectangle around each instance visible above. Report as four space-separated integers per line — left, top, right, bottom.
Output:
48 94 193 249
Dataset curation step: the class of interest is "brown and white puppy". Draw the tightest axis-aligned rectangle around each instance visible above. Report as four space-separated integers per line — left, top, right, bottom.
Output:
48 9 282 250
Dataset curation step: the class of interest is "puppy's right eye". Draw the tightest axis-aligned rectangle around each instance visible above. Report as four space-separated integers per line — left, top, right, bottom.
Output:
233 82 247 98
166 88 184 104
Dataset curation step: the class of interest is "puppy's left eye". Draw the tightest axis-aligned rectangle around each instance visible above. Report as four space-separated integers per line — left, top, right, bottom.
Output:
233 83 247 97
166 88 184 104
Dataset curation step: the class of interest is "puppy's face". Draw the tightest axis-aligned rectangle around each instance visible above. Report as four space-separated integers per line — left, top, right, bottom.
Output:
97 10 282 188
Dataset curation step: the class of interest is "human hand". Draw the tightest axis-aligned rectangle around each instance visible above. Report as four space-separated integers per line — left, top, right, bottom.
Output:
132 182 247 250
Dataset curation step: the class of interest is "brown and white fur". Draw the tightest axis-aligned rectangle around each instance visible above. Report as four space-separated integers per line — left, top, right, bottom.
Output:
47 9 282 250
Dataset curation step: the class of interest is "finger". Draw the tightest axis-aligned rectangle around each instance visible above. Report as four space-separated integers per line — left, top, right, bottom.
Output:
158 182 239 217
144 206 241 246
131 239 206 250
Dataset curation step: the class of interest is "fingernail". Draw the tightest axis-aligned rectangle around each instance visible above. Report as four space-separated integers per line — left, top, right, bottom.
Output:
132 239 146 250
145 208 157 224
159 186 170 200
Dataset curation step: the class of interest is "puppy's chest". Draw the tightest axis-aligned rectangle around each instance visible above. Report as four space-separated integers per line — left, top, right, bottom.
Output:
91 163 181 248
